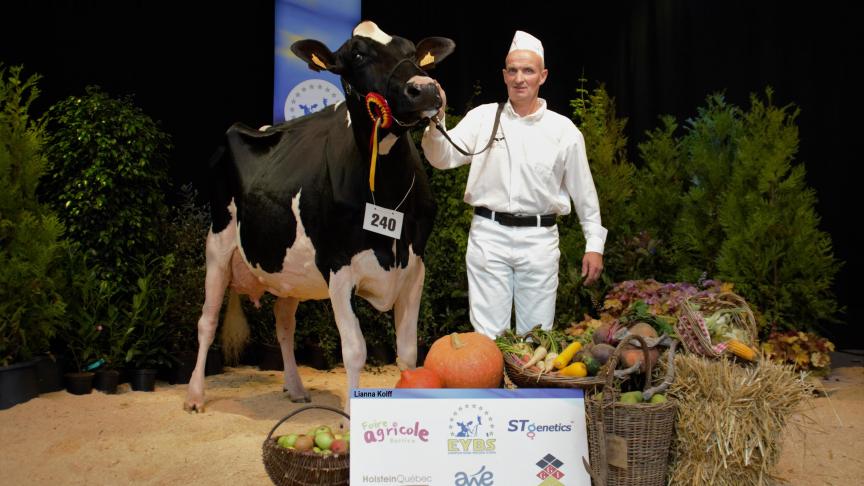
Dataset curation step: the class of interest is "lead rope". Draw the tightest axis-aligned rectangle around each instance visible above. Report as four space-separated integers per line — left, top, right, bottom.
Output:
431 101 505 156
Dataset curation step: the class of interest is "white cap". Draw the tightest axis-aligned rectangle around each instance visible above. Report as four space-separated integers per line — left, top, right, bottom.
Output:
508 30 544 61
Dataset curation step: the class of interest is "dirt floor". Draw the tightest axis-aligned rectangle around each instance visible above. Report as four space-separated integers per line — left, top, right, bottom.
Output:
0 357 862 486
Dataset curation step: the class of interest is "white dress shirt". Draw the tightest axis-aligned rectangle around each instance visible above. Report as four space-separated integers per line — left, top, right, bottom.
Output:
422 99 608 254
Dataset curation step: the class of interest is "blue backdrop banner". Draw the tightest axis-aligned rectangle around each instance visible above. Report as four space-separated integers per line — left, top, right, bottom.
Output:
274 0 361 124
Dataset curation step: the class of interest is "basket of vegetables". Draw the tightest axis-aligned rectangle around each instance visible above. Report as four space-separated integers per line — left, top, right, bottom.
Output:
584 335 678 486
497 327 606 388
676 292 759 361
262 405 350 486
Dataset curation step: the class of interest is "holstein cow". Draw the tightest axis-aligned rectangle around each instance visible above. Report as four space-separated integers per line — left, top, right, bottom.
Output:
183 21 454 412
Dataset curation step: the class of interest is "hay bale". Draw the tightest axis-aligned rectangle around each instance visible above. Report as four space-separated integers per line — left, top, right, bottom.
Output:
667 354 813 485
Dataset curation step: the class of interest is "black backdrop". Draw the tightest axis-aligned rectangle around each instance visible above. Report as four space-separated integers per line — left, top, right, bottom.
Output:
2 0 861 347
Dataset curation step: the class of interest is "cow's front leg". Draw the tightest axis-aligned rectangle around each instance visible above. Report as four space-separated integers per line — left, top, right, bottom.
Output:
184 230 234 413
274 296 310 402
328 268 366 411
393 260 424 371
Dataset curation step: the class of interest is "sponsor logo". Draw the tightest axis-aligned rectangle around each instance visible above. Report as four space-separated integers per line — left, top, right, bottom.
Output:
360 473 432 485
507 419 574 439
535 454 565 485
454 465 494 485
447 404 496 454
361 420 430 444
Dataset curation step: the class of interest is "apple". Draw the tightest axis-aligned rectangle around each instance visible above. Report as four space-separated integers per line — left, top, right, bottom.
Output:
315 431 335 450
277 433 298 449
314 425 332 436
334 433 343 440
330 439 349 455
293 434 314 452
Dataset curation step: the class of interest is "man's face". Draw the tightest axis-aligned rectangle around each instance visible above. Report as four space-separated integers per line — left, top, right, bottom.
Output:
502 50 547 106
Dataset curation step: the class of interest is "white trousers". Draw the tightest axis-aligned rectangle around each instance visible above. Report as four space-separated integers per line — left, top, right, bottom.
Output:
466 215 560 338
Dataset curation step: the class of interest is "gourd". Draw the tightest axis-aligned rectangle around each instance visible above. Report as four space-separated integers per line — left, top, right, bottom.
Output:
553 341 582 369
424 332 504 388
395 367 444 388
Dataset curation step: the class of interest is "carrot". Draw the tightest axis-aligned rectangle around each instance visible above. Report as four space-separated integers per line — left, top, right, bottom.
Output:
521 345 548 369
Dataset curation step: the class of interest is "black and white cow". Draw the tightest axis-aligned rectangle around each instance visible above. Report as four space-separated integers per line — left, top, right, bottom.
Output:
183 21 454 412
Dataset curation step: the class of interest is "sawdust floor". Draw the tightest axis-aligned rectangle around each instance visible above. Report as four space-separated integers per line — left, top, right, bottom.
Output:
0 364 861 485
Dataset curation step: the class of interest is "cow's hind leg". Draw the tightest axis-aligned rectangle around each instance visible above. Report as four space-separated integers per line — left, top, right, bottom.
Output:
328 269 366 411
274 296 310 402
184 228 235 412
394 261 424 371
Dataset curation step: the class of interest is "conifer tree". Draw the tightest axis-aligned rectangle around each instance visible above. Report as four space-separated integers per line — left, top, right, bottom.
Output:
0 65 65 366
671 94 742 282
716 89 840 329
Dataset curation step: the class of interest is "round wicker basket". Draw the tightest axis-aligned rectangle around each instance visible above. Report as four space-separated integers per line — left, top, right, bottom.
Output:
262 405 349 486
584 335 678 486
503 352 604 389
675 292 758 358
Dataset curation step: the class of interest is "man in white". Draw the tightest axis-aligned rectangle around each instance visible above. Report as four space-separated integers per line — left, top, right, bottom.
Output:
421 30 607 338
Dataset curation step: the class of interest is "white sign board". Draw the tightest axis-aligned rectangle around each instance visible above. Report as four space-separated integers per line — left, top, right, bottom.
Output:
350 388 591 486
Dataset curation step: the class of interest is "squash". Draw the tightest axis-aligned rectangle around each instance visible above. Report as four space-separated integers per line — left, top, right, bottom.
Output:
395 367 444 388
424 332 504 388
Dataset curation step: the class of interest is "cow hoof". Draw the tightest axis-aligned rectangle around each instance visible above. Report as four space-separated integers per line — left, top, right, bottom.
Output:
284 389 311 403
183 401 206 413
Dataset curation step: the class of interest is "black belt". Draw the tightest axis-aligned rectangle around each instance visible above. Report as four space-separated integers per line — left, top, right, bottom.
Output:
474 207 556 227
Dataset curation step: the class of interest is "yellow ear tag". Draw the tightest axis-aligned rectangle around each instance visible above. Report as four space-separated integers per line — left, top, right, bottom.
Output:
419 52 435 67
311 54 327 69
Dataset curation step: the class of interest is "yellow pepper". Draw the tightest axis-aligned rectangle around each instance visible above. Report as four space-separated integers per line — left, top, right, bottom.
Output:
553 341 582 370
560 361 588 378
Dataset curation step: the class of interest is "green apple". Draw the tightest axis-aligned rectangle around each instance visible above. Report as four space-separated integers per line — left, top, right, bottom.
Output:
314 425 332 436
315 431 335 450
649 393 668 404
277 433 298 448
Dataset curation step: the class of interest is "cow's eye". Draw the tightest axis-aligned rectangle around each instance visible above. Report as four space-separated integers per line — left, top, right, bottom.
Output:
353 52 365 63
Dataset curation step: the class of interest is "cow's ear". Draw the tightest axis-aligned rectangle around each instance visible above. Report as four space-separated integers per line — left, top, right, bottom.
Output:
415 37 455 69
291 40 340 73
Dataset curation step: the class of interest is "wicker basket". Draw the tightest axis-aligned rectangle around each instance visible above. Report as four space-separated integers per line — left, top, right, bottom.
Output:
584 335 677 486
503 352 604 389
262 405 350 486
675 292 758 358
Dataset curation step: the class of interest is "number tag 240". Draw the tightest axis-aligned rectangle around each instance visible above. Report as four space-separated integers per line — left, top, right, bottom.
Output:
363 203 404 239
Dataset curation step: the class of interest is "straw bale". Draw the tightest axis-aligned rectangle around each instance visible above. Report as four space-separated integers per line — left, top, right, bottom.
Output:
666 354 812 485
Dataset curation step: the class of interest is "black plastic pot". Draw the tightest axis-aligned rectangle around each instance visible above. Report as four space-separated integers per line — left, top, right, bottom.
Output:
94 369 120 394
64 371 95 395
257 343 284 371
166 351 197 385
35 354 65 393
0 359 40 409
130 368 157 391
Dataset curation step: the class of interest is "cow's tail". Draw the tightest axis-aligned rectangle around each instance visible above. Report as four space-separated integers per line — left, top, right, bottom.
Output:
220 290 249 365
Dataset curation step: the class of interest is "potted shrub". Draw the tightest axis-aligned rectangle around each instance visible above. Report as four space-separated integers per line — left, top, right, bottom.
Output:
123 256 175 391
0 65 66 408
162 184 209 382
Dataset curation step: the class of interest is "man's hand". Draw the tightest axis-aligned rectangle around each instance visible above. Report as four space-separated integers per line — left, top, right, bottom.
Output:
581 252 604 286
434 80 447 121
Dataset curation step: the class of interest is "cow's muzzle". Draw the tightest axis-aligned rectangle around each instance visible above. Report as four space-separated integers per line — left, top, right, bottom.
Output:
404 75 441 119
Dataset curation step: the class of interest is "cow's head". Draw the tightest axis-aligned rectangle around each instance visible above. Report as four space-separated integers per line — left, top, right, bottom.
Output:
291 21 454 129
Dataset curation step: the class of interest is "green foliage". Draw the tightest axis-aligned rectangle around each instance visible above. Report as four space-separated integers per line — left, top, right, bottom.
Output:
559 80 638 324
40 86 172 291
627 88 840 331
713 90 840 329
162 184 209 353
0 65 66 366
56 247 122 371
122 255 176 369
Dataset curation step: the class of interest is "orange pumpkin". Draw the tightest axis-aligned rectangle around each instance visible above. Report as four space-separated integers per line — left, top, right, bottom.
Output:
395 367 444 388
424 332 504 388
